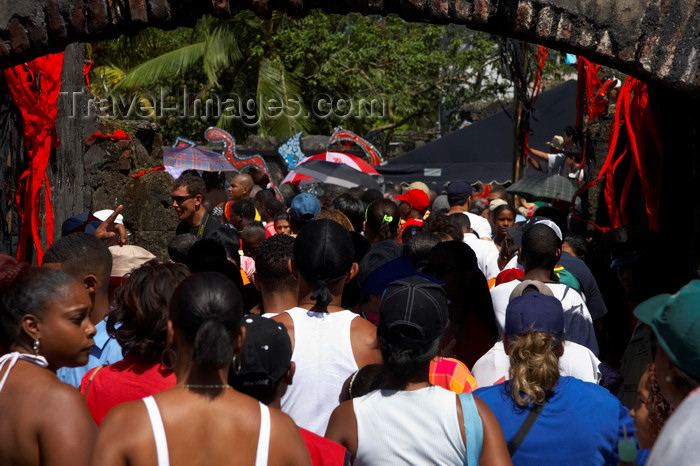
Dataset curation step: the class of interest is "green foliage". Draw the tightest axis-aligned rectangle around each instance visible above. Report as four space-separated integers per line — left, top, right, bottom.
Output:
88 11 568 146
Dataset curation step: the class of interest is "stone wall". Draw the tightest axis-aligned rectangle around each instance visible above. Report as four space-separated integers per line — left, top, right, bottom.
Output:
0 1 699 94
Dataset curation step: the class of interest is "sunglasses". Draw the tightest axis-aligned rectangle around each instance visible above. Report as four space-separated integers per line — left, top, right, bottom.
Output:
172 195 194 205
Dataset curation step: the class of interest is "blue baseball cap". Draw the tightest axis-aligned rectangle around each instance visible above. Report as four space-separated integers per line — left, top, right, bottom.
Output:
505 292 565 340
289 193 321 223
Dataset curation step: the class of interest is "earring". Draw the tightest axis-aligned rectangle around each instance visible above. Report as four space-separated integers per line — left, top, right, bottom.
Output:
32 340 40 355
161 348 177 370
666 376 673 383
232 354 242 374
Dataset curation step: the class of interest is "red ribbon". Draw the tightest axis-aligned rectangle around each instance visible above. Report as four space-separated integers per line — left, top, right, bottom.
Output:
83 61 92 91
133 166 165 179
85 129 130 142
4 53 64 263
571 75 662 232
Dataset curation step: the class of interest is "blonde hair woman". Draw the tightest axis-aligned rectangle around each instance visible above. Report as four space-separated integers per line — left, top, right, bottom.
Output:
474 290 635 465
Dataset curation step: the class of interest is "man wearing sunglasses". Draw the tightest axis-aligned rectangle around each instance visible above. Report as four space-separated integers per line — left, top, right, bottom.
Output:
173 172 219 240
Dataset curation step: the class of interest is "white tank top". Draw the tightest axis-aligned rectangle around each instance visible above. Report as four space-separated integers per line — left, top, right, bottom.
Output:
353 386 467 466
280 307 359 435
142 396 270 466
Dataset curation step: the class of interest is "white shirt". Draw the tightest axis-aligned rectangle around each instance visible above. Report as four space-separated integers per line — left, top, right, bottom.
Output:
471 341 601 387
647 389 700 465
463 233 500 280
490 280 598 355
463 212 492 239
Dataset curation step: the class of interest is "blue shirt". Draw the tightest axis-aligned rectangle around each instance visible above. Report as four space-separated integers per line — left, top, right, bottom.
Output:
475 376 634 465
57 318 124 388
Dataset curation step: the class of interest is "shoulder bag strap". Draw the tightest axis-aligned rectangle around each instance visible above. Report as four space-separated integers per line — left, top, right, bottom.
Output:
507 402 544 457
458 393 483 466
82 364 104 398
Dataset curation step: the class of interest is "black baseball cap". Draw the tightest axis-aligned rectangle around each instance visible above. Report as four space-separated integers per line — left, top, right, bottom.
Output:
379 275 449 345
235 314 292 388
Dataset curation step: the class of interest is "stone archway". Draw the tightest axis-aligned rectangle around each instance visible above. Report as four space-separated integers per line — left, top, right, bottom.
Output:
1 0 699 94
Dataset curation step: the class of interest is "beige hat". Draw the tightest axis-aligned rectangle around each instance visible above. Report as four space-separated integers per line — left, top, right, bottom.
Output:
109 245 156 285
488 199 509 211
404 181 430 196
547 135 565 152
509 279 555 302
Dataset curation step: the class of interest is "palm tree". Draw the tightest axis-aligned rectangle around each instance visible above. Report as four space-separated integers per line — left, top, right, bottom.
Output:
104 12 309 139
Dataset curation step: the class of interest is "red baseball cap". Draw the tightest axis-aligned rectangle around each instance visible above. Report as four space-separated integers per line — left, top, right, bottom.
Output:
393 189 429 212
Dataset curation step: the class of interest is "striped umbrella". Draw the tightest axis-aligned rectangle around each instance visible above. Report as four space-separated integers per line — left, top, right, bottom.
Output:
282 152 379 186
162 146 236 172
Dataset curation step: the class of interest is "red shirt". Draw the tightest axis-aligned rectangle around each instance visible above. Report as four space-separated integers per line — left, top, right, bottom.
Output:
80 354 176 425
299 428 349 465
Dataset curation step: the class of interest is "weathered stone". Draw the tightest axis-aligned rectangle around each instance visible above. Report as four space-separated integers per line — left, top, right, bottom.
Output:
0 0 698 94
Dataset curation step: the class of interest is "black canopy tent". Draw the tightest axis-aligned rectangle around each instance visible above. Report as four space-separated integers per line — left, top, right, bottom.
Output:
376 79 578 187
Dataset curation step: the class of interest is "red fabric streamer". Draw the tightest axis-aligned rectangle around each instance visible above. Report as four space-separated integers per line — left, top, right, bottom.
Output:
521 47 549 169
83 61 93 91
4 53 64 264
85 130 130 142
132 166 165 179
571 76 663 233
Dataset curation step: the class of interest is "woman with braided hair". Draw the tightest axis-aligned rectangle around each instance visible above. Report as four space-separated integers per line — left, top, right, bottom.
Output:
274 219 382 435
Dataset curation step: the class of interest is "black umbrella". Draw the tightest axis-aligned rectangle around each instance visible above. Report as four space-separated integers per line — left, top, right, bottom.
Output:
506 173 577 203
293 159 380 189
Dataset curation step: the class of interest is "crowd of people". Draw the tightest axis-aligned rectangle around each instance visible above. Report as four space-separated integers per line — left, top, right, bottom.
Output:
0 166 698 466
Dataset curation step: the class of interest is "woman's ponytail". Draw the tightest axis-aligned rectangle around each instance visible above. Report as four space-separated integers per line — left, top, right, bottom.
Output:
192 319 233 369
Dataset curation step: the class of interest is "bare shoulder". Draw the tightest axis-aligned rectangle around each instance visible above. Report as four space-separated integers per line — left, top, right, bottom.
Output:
95 398 153 465
325 400 358 459
268 408 311 466
350 316 382 366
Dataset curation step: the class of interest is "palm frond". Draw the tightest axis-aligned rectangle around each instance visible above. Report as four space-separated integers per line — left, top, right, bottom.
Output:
115 42 207 90
256 57 310 137
203 20 244 87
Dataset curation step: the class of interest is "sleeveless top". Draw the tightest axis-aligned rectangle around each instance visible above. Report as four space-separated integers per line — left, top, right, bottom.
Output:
353 386 470 466
142 396 270 466
0 352 49 393
280 307 359 435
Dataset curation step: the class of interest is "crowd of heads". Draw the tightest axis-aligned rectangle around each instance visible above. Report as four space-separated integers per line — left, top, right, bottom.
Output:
1 166 699 465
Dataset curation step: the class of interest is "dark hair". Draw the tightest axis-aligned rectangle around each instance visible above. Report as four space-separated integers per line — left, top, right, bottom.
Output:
426 241 499 342
499 236 518 264
491 204 517 221
186 239 226 273
241 222 267 258
169 273 243 370
168 234 197 264
208 226 241 261
231 199 257 221
365 199 400 243
255 235 296 293
361 188 384 205
107 261 190 361
317 209 354 232
255 190 283 218
564 235 589 259
343 364 383 401
246 165 270 188
404 232 441 272
377 326 442 383
173 172 206 198
489 185 508 201
521 224 562 271
293 219 354 308
448 212 471 232
423 214 464 242
43 232 112 289
274 211 290 223
332 193 366 233
0 267 79 349
563 125 581 145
